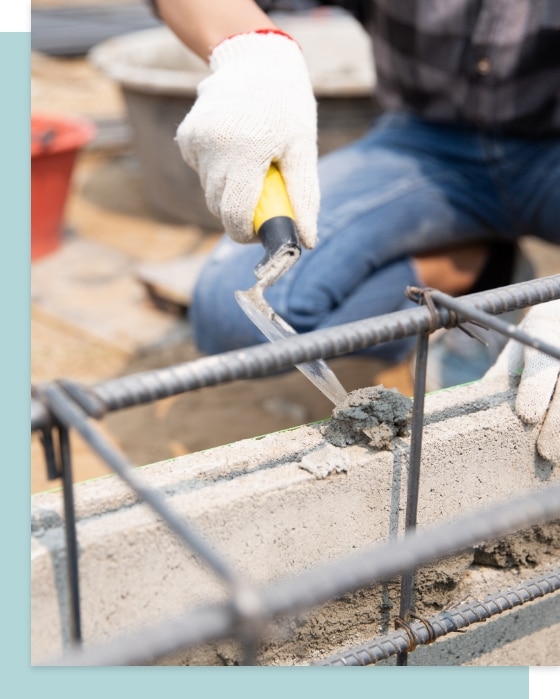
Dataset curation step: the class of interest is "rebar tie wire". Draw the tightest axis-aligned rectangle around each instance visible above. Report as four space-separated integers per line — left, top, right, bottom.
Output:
317 568 560 666
409 286 560 361
47 481 560 666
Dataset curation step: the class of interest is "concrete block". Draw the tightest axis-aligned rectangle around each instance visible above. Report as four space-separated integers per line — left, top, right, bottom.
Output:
31 377 560 665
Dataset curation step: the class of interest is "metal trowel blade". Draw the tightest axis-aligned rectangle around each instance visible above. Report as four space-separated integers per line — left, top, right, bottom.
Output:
235 287 348 405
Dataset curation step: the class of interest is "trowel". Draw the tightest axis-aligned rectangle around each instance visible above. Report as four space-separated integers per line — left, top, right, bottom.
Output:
235 164 348 405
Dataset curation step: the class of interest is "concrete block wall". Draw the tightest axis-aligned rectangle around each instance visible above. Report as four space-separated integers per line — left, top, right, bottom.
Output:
31 376 560 665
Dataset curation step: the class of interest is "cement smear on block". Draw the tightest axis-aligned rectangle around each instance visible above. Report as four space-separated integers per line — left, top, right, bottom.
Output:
474 522 560 569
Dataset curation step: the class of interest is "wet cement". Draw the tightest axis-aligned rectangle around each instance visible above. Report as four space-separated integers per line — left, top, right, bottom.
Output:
322 385 413 449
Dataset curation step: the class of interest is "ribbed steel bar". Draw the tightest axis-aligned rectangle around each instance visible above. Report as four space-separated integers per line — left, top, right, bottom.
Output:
318 568 560 666
30 275 560 432
49 482 560 666
397 329 429 666
43 384 249 593
58 425 82 646
428 289 560 360
44 383 268 664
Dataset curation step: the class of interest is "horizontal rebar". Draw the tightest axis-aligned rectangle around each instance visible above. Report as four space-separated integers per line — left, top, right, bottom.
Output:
428 289 560 360
48 481 560 666
31 275 560 432
317 568 560 665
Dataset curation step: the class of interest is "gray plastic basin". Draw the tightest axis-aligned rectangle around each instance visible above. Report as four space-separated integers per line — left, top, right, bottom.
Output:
90 13 377 228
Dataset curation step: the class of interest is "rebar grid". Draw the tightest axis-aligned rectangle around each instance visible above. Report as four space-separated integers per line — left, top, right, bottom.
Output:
32 274 560 666
48 483 560 666
318 568 560 666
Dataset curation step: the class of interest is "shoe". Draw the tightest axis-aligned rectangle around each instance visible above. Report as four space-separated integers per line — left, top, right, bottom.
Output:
421 241 535 392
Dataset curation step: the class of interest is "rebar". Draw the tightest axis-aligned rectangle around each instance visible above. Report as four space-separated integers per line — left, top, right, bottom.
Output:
48 482 560 666
43 384 247 592
428 289 560 360
318 568 560 666
31 275 560 432
58 425 82 645
397 329 429 665
33 274 560 667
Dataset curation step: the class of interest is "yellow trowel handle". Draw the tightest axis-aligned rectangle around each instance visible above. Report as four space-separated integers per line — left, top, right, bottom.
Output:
253 164 295 230
253 164 301 285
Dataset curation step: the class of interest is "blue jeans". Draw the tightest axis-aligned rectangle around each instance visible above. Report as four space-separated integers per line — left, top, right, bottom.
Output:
191 112 560 362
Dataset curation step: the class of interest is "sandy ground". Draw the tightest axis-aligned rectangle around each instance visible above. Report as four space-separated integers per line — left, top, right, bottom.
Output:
30 3 560 495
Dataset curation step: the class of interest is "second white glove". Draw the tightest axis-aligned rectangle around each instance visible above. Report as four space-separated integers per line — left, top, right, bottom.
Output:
176 31 320 247
484 299 560 464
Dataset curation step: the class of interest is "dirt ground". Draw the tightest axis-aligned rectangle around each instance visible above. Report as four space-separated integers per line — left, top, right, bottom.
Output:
30 3 560 494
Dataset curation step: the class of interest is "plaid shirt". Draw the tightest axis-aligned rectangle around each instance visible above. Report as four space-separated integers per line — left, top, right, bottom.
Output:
258 0 560 136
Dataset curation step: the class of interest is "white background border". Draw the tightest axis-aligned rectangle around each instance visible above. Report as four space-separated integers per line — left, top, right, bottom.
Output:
530 667 558 699
1 2 30 32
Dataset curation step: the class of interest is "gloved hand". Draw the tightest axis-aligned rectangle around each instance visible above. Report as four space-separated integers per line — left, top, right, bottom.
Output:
484 299 560 464
176 31 319 248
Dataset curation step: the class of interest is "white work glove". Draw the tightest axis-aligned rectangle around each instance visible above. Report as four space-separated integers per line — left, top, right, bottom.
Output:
484 299 560 464
176 31 319 247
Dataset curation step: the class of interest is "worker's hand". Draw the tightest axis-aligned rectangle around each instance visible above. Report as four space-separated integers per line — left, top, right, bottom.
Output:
176 31 319 248
484 299 560 464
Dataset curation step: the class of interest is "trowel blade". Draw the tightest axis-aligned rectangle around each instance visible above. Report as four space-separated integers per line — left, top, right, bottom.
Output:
235 288 348 405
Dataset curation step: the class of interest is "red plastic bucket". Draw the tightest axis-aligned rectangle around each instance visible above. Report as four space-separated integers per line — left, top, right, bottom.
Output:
31 114 96 260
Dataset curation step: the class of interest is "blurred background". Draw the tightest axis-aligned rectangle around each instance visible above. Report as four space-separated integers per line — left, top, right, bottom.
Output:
30 0 560 493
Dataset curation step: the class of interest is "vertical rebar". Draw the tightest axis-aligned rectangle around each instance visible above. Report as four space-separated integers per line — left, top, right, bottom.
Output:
396 330 429 665
44 382 247 588
39 428 60 481
59 425 82 646
241 636 260 667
